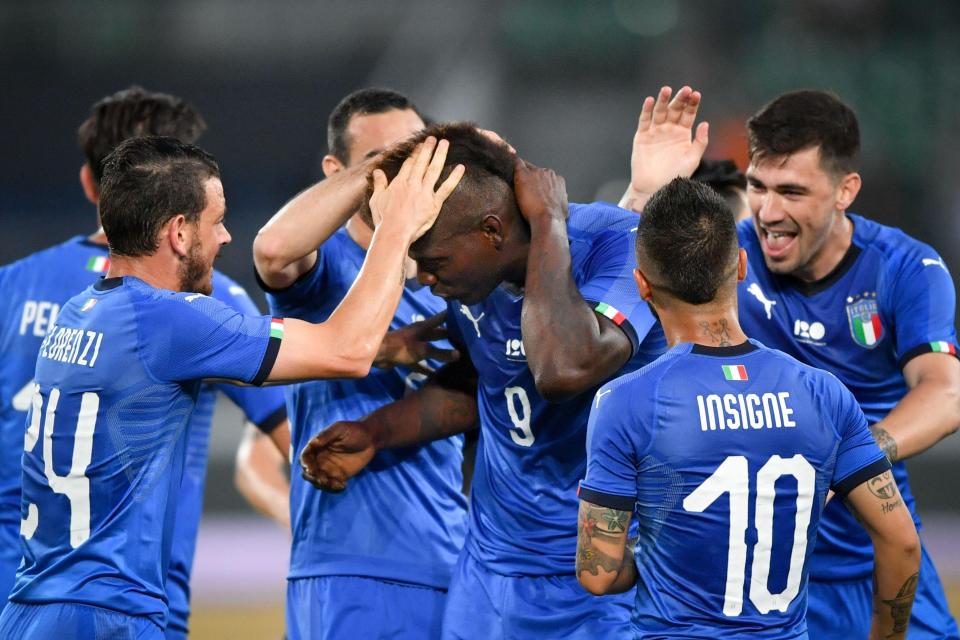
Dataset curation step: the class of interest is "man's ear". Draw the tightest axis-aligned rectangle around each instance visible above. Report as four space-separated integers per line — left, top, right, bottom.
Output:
835 172 862 212
634 268 653 302
80 164 99 205
321 155 345 178
737 248 748 282
481 215 505 249
165 214 192 258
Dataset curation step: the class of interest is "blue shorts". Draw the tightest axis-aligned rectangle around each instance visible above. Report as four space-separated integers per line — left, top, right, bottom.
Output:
807 545 959 639
287 575 447 640
441 550 632 640
0 601 162 640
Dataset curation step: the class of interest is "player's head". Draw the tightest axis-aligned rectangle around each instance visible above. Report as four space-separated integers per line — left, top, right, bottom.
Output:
77 86 206 203
323 88 425 173
692 158 750 222
99 136 228 295
361 122 521 305
634 177 745 311
745 90 862 279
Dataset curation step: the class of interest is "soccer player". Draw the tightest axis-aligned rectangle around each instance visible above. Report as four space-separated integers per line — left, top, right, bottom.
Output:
253 88 468 639
578 176 921 639
692 158 751 221
0 134 462 639
300 95 708 638
622 90 960 638
0 86 290 638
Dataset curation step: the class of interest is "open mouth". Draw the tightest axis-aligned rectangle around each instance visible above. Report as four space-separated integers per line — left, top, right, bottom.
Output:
760 228 798 259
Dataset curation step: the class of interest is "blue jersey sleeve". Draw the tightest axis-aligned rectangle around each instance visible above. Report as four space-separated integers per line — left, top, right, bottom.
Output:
884 244 959 367
136 292 280 386
828 376 891 496
576 234 657 357
579 380 649 510
217 383 287 433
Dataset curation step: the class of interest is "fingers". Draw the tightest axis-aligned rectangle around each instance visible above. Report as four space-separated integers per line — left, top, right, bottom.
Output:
411 136 438 182
637 95 655 134
418 310 447 329
651 86 672 125
423 138 451 189
426 345 459 364
433 163 465 203
674 87 701 128
692 121 710 158
371 169 388 195
394 144 421 182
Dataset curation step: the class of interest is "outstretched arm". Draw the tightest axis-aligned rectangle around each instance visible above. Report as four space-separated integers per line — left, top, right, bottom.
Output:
299 352 479 491
516 160 633 402
869 353 960 463
619 85 709 213
266 138 465 382
254 157 375 290
844 470 921 640
575 500 637 595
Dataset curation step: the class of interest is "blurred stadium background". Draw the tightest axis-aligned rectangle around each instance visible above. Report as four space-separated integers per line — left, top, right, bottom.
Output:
1 1 958 637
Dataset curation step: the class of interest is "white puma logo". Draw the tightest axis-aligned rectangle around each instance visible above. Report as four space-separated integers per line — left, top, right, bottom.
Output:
922 257 949 273
459 305 485 338
595 389 612 408
747 283 777 320
184 294 204 302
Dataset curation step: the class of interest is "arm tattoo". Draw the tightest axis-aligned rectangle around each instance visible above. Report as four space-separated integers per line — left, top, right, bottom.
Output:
882 572 919 637
576 502 631 578
698 319 733 347
866 470 903 515
870 426 899 463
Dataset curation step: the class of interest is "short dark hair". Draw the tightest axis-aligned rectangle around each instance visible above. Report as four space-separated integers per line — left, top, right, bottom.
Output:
637 177 738 305
747 90 859 175
99 136 220 258
78 86 207 184
327 88 422 163
692 158 747 215
358 122 516 231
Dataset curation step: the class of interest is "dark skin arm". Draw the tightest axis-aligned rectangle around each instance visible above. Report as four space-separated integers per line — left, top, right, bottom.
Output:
515 160 633 402
299 350 479 492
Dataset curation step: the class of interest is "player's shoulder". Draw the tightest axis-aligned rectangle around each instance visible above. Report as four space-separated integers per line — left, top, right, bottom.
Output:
760 340 848 398
852 213 943 268
0 236 89 274
595 345 687 404
567 201 638 239
210 269 260 311
736 218 759 247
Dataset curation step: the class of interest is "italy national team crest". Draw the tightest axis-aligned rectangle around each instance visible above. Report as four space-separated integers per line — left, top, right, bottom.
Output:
845 293 883 349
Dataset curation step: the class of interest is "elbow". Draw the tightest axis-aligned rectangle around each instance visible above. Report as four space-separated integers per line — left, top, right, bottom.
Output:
334 342 377 379
533 367 592 403
577 573 613 596
253 231 289 280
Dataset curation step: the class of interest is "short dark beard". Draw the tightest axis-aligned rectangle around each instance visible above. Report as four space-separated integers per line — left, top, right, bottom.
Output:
178 238 212 294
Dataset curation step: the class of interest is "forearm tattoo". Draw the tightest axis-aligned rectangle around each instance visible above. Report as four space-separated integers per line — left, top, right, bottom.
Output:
576 502 630 578
882 572 919 637
870 426 899 463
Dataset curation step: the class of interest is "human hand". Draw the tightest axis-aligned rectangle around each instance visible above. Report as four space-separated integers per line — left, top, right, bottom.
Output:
621 85 709 211
513 158 568 224
369 136 465 242
374 310 459 373
299 421 377 492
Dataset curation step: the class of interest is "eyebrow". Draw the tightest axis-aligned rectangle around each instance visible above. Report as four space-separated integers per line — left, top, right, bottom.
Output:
746 175 809 193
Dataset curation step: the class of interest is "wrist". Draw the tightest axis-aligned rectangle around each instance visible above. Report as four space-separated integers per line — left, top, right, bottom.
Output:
620 185 653 212
526 208 566 233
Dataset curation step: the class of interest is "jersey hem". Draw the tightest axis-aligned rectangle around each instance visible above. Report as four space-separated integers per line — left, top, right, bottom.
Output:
898 341 960 369
577 484 636 511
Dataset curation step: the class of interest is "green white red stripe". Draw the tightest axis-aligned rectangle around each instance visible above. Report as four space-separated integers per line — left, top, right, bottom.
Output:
86 256 110 273
930 341 956 355
269 318 284 340
722 364 748 381
851 313 882 347
595 302 626 326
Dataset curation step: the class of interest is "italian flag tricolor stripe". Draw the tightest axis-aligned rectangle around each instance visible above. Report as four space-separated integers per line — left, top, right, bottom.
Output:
930 341 956 355
86 256 110 273
270 318 285 340
595 302 626 326
722 364 748 381
852 313 882 347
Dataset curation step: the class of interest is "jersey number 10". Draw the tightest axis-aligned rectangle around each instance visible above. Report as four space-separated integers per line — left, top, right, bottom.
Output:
21 386 97 549
683 454 815 617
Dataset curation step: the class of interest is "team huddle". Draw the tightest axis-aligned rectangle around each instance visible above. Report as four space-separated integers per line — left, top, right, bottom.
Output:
0 81 956 640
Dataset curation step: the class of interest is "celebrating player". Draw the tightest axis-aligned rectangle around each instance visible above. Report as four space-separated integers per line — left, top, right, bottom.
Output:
622 89 960 638
0 134 461 639
0 86 290 639
578 176 920 639
300 95 707 637
253 88 468 639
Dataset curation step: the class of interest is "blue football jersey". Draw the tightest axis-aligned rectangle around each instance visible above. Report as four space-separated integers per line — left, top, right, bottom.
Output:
264 228 467 589
11 276 280 628
448 202 666 576
581 340 890 638
165 272 287 636
737 214 957 581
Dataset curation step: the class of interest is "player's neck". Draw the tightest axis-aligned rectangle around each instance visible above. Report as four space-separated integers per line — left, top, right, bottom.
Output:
104 254 183 292
659 303 748 349
345 215 372 250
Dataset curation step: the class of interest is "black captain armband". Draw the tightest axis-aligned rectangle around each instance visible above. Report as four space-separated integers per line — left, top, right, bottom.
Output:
898 340 959 369
577 485 636 511
831 457 892 497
